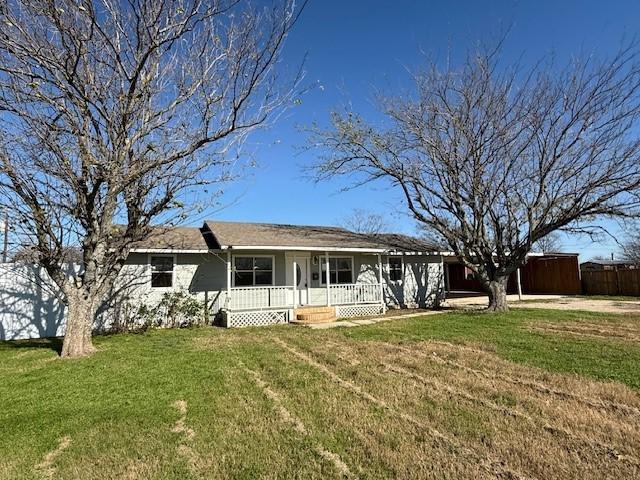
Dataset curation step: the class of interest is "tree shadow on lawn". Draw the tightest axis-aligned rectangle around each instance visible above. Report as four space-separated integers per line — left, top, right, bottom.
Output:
0 336 63 354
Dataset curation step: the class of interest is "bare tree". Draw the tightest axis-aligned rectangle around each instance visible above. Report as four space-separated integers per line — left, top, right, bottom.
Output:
533 232 563 253
339 208 390 234
0 0 305 356
309 44 640 311
621 224 640 265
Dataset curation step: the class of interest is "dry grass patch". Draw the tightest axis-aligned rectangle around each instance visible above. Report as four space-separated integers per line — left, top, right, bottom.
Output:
276 338 530 480
244 365 357 478
35 435 71 479
290 335 640 479
529 321 640 342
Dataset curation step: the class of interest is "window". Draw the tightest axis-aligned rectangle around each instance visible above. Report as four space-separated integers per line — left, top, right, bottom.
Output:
388 257 402 282
150 255 174 288
321 257 353 285
233 256 274 286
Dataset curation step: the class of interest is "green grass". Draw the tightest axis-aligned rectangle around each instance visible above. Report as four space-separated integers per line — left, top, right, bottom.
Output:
1 308 640 479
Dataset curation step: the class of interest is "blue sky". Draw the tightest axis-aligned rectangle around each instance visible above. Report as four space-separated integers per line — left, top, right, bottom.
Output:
206 0 640 261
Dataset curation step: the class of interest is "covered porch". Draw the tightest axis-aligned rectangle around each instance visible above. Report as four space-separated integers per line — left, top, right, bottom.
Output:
219 248 386 327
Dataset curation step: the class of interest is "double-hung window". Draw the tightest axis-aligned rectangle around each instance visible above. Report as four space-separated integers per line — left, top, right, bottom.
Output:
388 257 403 282
321 257 353 285
150 255 174 288
233 256 274 286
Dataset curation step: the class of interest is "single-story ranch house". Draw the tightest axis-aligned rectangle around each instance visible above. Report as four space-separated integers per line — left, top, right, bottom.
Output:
123 220 446 327
0 220 582 340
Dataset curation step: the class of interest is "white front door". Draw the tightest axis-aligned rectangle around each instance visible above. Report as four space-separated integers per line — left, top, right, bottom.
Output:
294 256 309 305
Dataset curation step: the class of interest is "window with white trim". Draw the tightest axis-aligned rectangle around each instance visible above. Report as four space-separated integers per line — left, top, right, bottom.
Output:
321 257 353 285
150 255 174 288
388 257 402 282
233 256 274 286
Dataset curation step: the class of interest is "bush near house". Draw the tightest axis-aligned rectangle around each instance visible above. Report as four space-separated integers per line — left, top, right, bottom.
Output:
112 291 207 333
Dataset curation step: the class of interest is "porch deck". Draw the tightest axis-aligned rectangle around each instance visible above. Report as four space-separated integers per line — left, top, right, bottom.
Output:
226 283 382 310
220 283 386 327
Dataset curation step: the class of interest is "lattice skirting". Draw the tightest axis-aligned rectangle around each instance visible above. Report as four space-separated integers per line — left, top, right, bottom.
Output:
224 309 290 328
336 304 384 318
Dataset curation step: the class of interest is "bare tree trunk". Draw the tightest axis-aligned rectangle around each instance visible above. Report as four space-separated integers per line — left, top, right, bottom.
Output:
486 278 509 312
61 287 99 358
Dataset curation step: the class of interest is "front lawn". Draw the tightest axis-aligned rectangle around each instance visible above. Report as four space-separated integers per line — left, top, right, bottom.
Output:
1 309 639 479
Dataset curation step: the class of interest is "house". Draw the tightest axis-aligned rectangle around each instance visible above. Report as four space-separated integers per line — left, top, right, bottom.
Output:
580 259 637 272
120 220 446 327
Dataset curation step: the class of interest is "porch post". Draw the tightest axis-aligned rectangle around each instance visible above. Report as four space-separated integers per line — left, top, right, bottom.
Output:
325 251 331 306
377 253 386 313
292 258 297 309
516 267 523 301
226 250 231 309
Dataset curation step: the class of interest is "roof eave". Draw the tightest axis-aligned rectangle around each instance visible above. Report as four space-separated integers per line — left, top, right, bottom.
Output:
219 245 388 253
130 248 211 254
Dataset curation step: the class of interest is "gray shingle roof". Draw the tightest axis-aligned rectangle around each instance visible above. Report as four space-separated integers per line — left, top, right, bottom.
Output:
131 221 442 253
132 226 213 250
370 233 441 253
203 220 441 252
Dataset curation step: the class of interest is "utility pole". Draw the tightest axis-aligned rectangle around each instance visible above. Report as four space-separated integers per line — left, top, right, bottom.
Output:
2 209 8 263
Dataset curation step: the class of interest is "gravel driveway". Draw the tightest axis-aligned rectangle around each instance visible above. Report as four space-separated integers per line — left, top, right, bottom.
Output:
443 294 640 314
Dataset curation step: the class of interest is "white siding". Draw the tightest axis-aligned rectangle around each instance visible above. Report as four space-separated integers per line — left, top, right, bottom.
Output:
383 255 444 308
0 252 444 340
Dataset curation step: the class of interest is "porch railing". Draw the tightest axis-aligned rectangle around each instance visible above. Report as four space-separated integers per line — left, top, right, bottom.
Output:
227 286 295 310
330 283 381 305
226 283 383 311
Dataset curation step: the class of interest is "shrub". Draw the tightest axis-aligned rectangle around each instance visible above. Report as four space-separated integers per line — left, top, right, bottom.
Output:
111 291 207 333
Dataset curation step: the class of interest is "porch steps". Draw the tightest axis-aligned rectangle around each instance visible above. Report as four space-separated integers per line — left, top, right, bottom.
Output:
291 306 337 325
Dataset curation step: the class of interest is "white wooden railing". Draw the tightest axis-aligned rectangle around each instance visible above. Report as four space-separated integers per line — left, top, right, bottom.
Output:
330 283 382 305
226 283 382 311
227 286 295 310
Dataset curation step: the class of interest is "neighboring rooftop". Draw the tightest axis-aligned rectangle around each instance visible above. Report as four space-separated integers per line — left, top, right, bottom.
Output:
581 259 634 266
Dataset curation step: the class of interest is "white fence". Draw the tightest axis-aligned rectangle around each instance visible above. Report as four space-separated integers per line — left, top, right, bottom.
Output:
0 264 69 341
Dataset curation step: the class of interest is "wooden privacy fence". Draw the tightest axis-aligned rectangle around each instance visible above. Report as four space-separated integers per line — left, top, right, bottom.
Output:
581 269 640 296
514 255 582 295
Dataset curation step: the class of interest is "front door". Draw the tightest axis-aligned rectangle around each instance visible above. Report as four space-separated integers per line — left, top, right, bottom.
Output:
294 256 309 305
